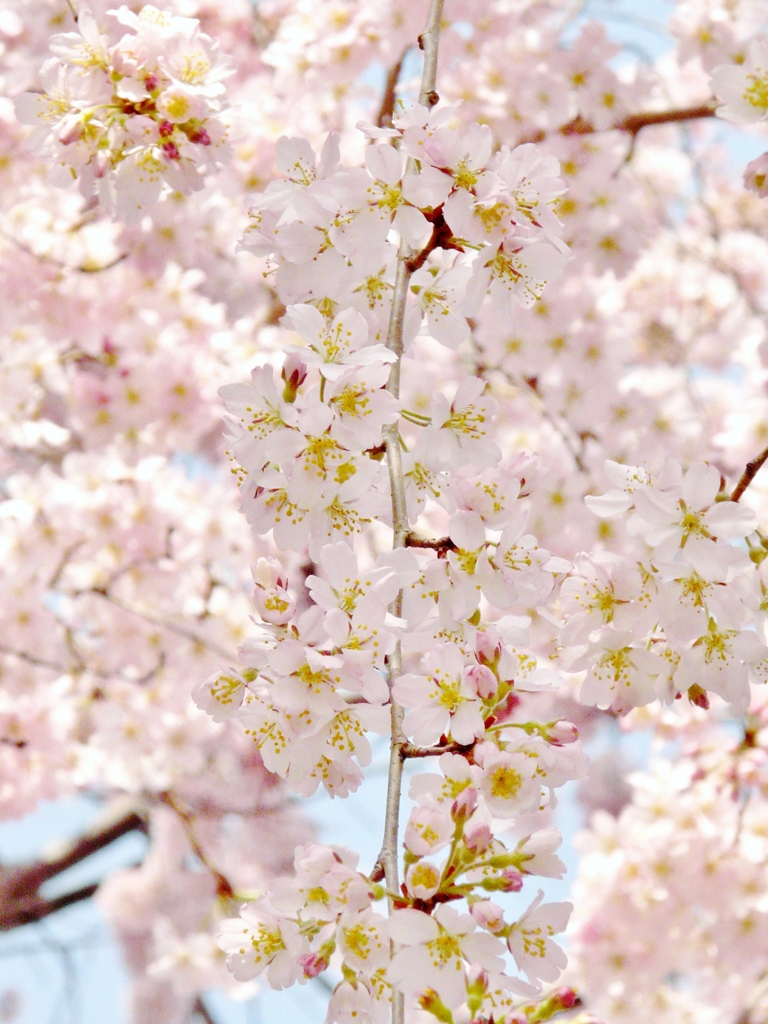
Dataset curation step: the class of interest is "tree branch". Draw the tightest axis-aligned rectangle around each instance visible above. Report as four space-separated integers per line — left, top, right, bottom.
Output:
192 997 218 1024
0 228 127 274
0 808 146 931
405 531 456 557
401 741 469 758
376 52 407 128
524 102 717 144
375 6 445 1023
159 792 235 899
731 444 768 502
87 588 238 662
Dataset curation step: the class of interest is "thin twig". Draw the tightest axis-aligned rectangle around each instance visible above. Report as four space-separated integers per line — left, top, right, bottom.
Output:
523 103 717 145
159 792 235 899
376 52 407 128
731 444 768 502
375 6 445 1024
88 588 238 662
0 229 127 273
401 741 469 758
481 364 589 474
192 997 218 1024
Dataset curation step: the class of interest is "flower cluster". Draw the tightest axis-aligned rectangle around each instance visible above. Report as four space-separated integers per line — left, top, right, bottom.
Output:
11 0 768 1020
570 697 768 1024
711 43 768 198
559 459 767 714
15 5 233 222
240 106 569 322
190 100 587 1019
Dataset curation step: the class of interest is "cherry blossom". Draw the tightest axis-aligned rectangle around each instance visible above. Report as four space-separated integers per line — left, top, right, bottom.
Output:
10 2 768 1022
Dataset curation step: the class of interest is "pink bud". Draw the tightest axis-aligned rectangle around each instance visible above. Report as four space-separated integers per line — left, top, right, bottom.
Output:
162 141 180 161
451 786 478 820
57 115 83 146
476 628 502 667
499 867 523 892
144 71 159 93
189 127 211 146
158 120 174 138
298 952 329 978
548 720 578 745
471 900 505 934
467 963 489 988
464 663 497 699
552 987 578 1010
282 352 308 398
464 820 492 854
94 150 111 178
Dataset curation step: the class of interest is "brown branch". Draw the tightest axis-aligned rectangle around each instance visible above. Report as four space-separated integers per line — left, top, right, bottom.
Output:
159 793 234 899
524 102 718 144
21 884 100 924
405 209 463 273
0 229 127 273
480 364 589 475
86 588 238 662
192 997 218 1024
731 444 768 502
404 531 456 557
0 809 146 931
401 741 469 758
616 103 718 136
377 52 407 128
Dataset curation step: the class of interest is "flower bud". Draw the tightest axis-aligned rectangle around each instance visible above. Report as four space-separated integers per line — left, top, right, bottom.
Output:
189 126 212 146
418 989 454 1024
547 720 578 745
464 820 492 854
282 352 308 402
464 663 497 699
526 986 581 1023
466 963 490 1014
470 899 505 934
298 951 329 978
552 988 578 1010
479 866 524 892
499 867 523 892
476 627 502 668
57 115 84 146
451 785 478 821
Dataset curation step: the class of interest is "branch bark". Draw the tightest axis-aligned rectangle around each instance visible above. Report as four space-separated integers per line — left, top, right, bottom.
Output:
0 807 146 931
192 996 218 1024
376 52 407 128
524 102 717 144
375 4 445 1023
731 444 768 503
160 792 234 899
